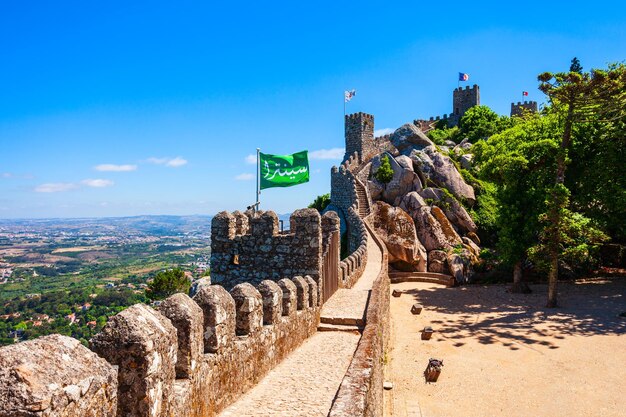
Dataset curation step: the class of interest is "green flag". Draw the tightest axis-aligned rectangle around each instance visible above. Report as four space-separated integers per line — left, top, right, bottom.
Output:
260 150 309 190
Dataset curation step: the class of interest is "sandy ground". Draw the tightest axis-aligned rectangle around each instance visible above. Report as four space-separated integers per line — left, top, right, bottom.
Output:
384 278 626 417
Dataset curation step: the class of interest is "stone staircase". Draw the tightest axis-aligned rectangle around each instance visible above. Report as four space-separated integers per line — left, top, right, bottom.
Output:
355 180 370 218
388 271 455 287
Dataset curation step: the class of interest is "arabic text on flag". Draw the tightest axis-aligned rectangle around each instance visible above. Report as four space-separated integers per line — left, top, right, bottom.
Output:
260 151 310 190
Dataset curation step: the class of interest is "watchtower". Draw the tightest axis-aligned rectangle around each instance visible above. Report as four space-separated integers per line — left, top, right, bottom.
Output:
452 84 480 119
510 101 538 117
344 112 375 163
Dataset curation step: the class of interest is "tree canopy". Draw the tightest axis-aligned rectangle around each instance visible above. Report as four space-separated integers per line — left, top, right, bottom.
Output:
146 268 190 301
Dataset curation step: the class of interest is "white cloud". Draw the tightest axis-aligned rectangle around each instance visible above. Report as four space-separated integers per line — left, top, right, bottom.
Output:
147 156 188 167
245 154 257 164
166 157 187 167
147 157 168 164
2 173 12 178
34 183 78 193
82 179 114 188
235 173 254 181
374 128 394 137
94 164 137 172
309 148 344 160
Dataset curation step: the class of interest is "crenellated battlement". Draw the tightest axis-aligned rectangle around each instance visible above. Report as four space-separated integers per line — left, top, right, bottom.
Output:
510 100 538 117
345 112 376 163
210 209 322 289
1 276 321 417
414 84 480 132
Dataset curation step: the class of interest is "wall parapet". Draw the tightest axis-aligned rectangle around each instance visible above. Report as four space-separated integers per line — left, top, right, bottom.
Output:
210 208 322 289
1 276 322 417
340 207 369 288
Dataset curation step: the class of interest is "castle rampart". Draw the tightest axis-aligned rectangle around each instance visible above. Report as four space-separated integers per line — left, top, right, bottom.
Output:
414 84 480 131
1 276 321 417
510 100 538 117
210 209 322 289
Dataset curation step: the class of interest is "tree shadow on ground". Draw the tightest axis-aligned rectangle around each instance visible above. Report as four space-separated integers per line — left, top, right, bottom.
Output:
401 277 626 351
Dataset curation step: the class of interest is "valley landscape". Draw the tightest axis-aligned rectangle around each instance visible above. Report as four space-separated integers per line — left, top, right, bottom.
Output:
0 215 212 345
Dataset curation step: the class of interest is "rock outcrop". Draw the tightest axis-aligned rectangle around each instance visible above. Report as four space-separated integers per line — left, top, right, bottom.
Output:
419 187 477 234
408 145 475 203
368 201 427 271
0 334 118 417
390 123 434 152
370 153 422 206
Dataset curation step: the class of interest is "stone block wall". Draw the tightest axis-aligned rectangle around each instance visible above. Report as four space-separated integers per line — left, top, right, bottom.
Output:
510 100 538 117
338 207 368 289
345 112 376 163
210 209 322 289
414 84 481 131
331 164 358 213
1 278 321 417
453 84 480 118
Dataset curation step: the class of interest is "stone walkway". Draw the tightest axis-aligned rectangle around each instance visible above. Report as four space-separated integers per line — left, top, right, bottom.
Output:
219 230 384 417
320 230 383 326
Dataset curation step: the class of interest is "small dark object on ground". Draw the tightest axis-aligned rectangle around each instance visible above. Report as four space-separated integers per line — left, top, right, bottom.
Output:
424 358 443 383
619 312 626 318
411 303 423 315
422 326 434 340
392 289 402 297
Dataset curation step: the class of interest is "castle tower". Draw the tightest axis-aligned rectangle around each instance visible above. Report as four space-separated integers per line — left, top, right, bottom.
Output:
344 112 375 163
510 101 538 117
453 84 480 120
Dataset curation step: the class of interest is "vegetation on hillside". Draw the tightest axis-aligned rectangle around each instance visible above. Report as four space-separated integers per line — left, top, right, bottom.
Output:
375 155 394 183
146 268 191 301
308 193 331 213
470 59 625 305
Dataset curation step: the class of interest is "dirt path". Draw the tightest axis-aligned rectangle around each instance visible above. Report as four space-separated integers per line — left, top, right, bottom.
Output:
384 279 626 417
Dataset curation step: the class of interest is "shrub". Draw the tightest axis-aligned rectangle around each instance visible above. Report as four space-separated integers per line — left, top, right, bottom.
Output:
375 155 394 184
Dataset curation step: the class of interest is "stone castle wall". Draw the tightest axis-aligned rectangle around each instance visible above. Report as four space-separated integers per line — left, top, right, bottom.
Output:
339 206 368 288
510 100 538 117
1 277 321 417
345 112 376 163
414 84 480 131
210 209 322 289
330 150 370 288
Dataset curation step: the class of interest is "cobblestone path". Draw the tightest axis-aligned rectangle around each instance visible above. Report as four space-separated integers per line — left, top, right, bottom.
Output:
220 231 384 417
219 331 360 417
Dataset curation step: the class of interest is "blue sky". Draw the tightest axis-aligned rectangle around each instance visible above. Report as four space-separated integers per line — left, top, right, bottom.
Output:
1 1 624 218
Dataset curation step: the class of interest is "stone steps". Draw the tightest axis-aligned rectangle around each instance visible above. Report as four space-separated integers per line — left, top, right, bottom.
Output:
389 271 455 287
317 323 363 334
320 314 365 327
355 186 369 217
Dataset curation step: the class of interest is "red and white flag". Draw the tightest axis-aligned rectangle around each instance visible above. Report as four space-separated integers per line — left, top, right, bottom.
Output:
523 91 529 96
344 89 356 102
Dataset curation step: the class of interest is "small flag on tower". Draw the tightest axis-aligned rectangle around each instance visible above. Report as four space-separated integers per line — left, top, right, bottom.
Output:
523 91 529 96
344 89 356 102
458 72 469 81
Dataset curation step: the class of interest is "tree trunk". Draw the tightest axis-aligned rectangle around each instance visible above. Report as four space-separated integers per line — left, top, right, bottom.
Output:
547 252 559 307
546 99 575 308
511 260 531 294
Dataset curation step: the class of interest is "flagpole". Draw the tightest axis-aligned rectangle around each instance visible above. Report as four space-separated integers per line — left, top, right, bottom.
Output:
256 148 260 211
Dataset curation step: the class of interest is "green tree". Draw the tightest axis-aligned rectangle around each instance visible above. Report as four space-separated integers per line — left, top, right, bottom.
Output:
473 113 561 292
458 105 514 143
375 155 394 184
146 268 190 301
308 193 331 213
538 59 626 307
